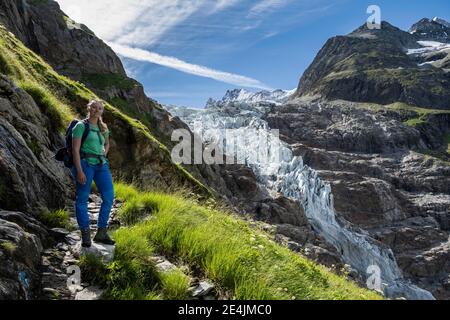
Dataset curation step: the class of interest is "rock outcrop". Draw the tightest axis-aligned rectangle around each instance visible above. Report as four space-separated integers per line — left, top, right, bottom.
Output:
0 0 178 151
0 74 71 213
0 210 49 299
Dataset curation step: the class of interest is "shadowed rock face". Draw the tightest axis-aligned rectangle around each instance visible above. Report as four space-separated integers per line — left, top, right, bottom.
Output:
0 210 50 299
0 75 71 213
0 0 125 79
293 21 450 109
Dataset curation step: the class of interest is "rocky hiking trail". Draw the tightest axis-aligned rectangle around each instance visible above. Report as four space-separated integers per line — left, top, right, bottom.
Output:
39 194 217 300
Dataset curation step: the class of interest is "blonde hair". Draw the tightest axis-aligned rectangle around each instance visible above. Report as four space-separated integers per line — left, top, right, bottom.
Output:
87 100 108 134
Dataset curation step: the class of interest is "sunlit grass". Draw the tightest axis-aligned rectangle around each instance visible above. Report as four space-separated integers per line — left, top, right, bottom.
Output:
160 269 191 300
38 208 74 230
110 182 382 300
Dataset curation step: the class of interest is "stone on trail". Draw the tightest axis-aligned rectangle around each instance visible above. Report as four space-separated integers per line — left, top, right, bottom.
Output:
190 281 215 297
71 242 115 263
75 286 104 300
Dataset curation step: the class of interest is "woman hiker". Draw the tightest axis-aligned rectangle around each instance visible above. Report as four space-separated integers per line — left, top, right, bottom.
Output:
71 100 115 247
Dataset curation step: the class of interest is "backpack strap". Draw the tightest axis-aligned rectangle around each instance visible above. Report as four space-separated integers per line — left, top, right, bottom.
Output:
80 119 90 148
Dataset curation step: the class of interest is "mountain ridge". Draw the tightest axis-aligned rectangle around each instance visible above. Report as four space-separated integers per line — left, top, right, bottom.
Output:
292 18 450 109
206 88 296 107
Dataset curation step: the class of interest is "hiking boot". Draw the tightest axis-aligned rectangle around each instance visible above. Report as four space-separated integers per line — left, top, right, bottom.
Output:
80 228 91 247
93 227 115 245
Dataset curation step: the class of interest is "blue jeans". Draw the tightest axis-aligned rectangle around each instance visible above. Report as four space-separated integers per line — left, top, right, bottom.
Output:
71 159 114 230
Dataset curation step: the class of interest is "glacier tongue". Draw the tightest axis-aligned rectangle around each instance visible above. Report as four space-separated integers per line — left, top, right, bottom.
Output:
167 101 435 300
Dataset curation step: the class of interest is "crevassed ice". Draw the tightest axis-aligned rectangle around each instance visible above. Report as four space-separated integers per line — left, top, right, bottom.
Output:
167 102 435 300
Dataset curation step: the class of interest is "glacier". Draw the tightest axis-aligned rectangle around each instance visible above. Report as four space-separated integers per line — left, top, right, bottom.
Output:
166 100 435 300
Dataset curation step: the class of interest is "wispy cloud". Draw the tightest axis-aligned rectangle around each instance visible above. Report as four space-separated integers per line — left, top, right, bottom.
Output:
209 0 241 14
248 0 291 17
109 42 273 90
56 0 208 46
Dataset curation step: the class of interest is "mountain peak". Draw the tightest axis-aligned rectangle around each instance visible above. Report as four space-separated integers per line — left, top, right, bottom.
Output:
350 21 401 35
206 88 295 107
348 20 419 48
410 17 450 42
432 17 450 28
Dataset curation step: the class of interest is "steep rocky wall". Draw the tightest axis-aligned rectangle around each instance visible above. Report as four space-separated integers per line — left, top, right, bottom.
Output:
0 74 71 213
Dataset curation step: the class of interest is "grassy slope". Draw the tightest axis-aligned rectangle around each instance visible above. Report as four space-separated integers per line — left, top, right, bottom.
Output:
354 101 450 126
0 25 210 195
89 182 381 300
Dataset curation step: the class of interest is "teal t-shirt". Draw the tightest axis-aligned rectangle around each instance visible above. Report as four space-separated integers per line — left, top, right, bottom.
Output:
72 121 109 165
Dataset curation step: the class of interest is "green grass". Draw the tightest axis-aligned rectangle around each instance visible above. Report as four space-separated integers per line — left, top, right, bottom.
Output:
403 117 427 127
0 47 14 75
38 208 73 230
0 241 17 255
109 182 382 300
81 73 137 91
28 0 49 4
354 102 450 127
445 133 450 155
18 80 74 132
160 269 191 300
416 149 450 166
0 23 379 300
81 225 189 300
79 253 109 287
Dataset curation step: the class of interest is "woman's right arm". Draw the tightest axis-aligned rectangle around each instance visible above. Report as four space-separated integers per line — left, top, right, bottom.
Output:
72 137 87 185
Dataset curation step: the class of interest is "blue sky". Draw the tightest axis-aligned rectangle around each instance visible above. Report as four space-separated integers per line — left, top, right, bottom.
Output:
56 0 450 108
